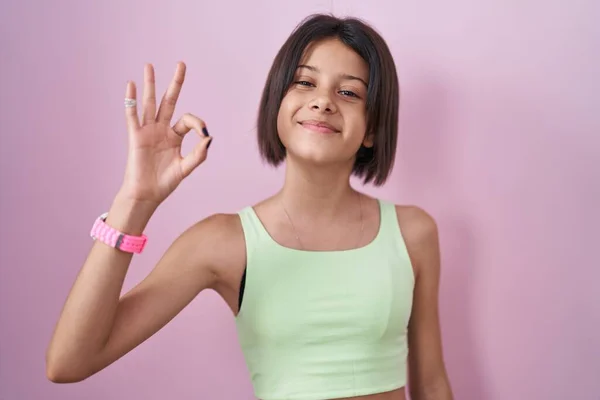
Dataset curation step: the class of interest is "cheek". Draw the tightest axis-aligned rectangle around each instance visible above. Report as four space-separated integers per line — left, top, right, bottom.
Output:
277 96 299 136
276 104 288 140
345 109 368 138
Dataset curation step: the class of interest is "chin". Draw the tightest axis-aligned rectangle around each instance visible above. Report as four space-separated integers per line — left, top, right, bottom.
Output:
279 125 354 166
286 147 343 167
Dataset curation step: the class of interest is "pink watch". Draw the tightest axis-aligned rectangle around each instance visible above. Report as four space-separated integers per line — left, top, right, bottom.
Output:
90 212 148 254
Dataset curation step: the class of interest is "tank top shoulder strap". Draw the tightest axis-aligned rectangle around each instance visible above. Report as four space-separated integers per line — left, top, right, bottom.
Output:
377 198 400 236
237 206 271 259
374 199 413 264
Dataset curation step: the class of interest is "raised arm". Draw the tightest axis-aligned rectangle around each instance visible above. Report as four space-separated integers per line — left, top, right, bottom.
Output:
45 62 227 383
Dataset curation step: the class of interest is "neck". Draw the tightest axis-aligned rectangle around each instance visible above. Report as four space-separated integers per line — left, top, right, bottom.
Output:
277 156 358 218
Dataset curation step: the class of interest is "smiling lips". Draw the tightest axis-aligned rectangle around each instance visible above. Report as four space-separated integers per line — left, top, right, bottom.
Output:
300 120 339 134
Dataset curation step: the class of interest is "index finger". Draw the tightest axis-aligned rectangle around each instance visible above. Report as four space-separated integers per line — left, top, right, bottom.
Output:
156 62 186 123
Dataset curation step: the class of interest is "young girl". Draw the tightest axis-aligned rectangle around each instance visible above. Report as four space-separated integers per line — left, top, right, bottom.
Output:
46 14 453 400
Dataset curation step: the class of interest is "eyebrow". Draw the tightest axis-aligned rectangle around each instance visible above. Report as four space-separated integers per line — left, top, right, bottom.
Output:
297 64 368 88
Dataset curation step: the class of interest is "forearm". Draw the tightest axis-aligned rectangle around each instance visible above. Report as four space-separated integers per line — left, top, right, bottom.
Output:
46 194 156 378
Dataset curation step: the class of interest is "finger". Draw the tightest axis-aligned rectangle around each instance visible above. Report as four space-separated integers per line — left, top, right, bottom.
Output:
124 81 140 132
156 62 186 123
171 113 206 138
181 136 212 178
141 64 156 124
172 113 211 177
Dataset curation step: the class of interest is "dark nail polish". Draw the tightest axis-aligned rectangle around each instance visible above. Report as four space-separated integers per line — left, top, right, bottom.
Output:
207 137 213 150
202 127 209 137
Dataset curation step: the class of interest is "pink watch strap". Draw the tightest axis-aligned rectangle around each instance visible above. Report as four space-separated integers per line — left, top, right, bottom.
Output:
90 212 147 254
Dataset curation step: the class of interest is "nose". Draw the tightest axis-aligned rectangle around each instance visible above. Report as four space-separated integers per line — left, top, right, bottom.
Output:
308 93 337 114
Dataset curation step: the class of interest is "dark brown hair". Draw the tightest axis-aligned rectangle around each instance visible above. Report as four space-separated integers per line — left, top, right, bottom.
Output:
256 14 399 186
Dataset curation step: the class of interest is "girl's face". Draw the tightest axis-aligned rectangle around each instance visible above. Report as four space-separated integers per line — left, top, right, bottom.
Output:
276 38 373 167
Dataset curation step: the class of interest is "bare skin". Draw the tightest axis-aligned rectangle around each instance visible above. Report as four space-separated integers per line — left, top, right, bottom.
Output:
46 39 452 400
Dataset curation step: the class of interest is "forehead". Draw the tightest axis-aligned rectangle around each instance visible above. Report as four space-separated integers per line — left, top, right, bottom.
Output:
298 38 369 80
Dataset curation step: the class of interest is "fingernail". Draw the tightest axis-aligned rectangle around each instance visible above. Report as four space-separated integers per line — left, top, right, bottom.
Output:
207 137 213 150
202 127 209 137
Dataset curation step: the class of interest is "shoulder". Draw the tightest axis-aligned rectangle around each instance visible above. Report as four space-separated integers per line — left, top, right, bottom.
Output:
393 205 440 276
181 212 243 244
394 205 438 243
174 212 246 278
191 212 244 239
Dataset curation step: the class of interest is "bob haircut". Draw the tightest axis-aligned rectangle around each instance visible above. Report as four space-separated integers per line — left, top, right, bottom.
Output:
257 14 400 186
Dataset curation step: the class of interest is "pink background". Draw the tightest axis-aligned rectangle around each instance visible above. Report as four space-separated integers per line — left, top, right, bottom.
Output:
1 0 599 399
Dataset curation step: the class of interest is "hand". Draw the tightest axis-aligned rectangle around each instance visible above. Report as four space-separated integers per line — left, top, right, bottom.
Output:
119 62 212 207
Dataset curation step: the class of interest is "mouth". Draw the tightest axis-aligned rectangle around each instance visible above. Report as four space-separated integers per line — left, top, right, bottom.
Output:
299 120 339 134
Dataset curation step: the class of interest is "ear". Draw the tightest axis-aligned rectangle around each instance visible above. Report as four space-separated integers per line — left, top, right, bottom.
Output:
362 133 375 148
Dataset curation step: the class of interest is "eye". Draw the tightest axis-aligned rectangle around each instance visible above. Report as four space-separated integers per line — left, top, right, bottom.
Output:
339 90 359 98
295 80 314 87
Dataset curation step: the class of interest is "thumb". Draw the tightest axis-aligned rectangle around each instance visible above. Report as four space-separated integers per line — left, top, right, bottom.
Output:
180 136 212 178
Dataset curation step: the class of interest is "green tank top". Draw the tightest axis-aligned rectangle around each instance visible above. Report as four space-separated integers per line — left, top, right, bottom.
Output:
235 199 415 400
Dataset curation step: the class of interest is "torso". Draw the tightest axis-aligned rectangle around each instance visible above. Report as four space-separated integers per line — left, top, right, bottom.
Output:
214 195 389 315
211 194 417 400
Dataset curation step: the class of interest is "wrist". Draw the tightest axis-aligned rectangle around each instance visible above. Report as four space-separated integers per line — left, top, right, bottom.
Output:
105 194 158 236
